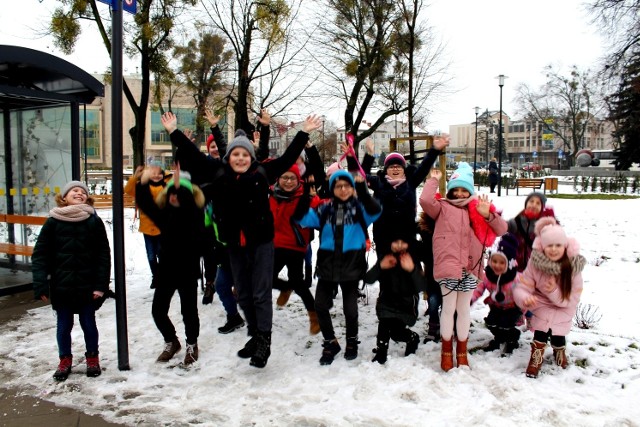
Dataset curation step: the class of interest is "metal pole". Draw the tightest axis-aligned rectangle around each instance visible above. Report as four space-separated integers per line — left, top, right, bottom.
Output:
473 107 479 174
111 0 130 370
497 75 507 196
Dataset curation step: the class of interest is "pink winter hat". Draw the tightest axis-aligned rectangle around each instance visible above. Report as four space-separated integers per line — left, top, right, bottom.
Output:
326 162 342 178
534 217 567 249
384 152 406 168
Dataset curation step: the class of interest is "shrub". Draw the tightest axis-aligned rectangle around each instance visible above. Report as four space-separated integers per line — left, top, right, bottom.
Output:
574 303 602 329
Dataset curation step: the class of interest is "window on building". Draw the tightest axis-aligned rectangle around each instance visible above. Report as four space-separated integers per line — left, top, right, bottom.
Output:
151 108 198 145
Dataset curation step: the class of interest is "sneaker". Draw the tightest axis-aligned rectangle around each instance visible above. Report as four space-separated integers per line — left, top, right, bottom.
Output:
53 355 73 381
276 289 293 307
85 352 101 377
202 282 215 305
237 336 257 358
344 337 359 360
218 313 245 334
156 338 181 362
319 339 341 365
249 332 271 368
183 343 199 365
482 340 501 352
405 331 420 356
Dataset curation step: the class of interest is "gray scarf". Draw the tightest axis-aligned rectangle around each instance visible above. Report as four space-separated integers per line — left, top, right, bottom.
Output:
529 249 587 277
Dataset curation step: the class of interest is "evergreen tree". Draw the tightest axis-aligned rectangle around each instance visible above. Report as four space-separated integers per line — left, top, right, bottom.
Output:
609 51 640 170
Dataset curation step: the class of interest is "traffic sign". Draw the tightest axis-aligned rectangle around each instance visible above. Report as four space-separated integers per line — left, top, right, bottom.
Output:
558 149 564 158
532 151 538 158
519 154 524 159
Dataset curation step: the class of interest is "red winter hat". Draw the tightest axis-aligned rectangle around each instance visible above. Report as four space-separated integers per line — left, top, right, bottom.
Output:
206 134 214 151
285 164 302 182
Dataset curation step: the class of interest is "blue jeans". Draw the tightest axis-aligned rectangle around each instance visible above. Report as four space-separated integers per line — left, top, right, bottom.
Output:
56 304 99 357
215 264 239 316
143 234 161 277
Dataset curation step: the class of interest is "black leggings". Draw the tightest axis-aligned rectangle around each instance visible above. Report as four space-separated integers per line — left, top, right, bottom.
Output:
533 329 566 347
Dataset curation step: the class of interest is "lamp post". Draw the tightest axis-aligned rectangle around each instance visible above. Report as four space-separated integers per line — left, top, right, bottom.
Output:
484 108 490 164
321 115 326 164
496 74 507 196
473 106 480 174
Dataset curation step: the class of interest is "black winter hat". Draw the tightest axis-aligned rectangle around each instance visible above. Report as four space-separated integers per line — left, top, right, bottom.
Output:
491 232 518 269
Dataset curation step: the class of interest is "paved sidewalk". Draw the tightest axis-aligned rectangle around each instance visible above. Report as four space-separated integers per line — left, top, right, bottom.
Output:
0 290 123 427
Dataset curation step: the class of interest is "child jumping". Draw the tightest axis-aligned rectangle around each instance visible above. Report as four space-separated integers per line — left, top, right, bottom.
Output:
513 217 586 378
471 232 522 355
32 181 111 381
297 170 381 365
365 240 422 364
419 163 507 371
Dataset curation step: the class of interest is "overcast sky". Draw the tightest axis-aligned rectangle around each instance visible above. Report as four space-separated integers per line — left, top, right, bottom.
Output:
1 0 605 133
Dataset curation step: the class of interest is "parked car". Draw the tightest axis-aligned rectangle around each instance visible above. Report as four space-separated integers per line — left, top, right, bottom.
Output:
521 162 542 171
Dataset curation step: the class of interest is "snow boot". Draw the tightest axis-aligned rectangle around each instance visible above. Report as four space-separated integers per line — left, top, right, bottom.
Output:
319 338 341 365
218 312 245 334
372 340 389 364
276 289 293 307
424 321 440 343
504 340 520 355
250 331 271 368
526 340 547 378
308 311 321 335
202 282 215 305
441 338 454 372
344 337 359 360
85 352 101 377
157 338 181 362
183 342 199 365
405 331 420 356
53 355 73 381
482 339 501 352
237 335 258 359
456 339 469 368
552 345 568 369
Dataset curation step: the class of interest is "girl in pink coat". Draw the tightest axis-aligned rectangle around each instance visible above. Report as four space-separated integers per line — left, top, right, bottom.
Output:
513 217 586 378
419 163 507 372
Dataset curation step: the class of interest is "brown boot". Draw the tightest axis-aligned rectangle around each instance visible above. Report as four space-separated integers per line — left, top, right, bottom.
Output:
526 340 547 378
552 345 568 369
456 339 469 368
308 311 320 335
276 289 293 307
441 338 454 372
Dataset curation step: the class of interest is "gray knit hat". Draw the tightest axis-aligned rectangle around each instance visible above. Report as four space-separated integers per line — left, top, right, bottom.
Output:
61 180 89 198
223 130 256 162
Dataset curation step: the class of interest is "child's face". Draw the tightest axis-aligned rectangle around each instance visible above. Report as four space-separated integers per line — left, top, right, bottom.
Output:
208 141 219 158
168 192 180 207
386 164 405 179
451 187 470 199
525 197 542 214
228 148 252 173
543 243 565 261
333 179 354 201
64 187 88 205
148 166 164 183
490 255 507 275
278 172 299 192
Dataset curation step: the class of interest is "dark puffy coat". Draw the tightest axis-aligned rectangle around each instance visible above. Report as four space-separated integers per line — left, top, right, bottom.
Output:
32 214 111 311
365 260 422 326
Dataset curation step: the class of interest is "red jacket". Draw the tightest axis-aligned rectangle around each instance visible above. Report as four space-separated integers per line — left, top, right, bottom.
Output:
270 185 321 253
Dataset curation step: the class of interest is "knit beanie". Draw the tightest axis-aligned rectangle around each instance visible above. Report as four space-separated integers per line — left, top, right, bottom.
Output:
525 191 547 209
326 162 342 178
167 170 194 194
329 170 355 191
283 164 301 182
446 162 475 195
206 134 214 151
535 216 567 249
491 232 518 268
384 152 406 168
223 130 255 162
61 180 89 198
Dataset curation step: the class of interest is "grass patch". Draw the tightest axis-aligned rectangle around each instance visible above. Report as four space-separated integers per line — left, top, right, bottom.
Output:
548 194 640 200
629 343 639 350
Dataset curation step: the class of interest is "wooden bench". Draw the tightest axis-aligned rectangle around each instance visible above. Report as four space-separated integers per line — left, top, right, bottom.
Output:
515 178 544 195
0 214 47 257
92 194 136 210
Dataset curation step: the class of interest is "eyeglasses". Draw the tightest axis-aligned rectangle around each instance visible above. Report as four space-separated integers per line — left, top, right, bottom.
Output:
387 165 404 170
279 176 298 182
334 184 352 190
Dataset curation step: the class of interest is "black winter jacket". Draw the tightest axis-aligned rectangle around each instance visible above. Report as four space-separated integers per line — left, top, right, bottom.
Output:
32 213 111 311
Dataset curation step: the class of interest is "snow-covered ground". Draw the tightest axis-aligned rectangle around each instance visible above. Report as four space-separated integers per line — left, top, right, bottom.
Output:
1 184 639 426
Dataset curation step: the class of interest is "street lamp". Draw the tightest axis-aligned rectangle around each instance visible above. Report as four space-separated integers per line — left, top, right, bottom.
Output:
473 106 480 175
496 74 508 196
321 115 326 164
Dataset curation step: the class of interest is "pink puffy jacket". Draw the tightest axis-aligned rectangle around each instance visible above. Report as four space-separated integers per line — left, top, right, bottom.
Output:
419 177 507 281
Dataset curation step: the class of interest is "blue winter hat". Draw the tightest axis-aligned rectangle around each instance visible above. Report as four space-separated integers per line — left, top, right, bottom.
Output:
447 162 475 196
329 169 355 191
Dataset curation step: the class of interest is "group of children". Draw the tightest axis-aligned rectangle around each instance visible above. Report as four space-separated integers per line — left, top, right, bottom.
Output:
32 112 585 381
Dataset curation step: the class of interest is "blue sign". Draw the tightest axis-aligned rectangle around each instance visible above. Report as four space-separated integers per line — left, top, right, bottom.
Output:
96 0 137 14
519 154 524 159
532 151 538 158
558 149 564 158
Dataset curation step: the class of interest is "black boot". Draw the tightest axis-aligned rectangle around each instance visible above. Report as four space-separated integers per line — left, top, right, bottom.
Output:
372 340 388 364
405 331 420 356
237 328 257 358
53 355 73 381
344 337 359 360
202 282 215 305
424 321 440 343
85 352 101 377
250 331 271 368
218 312 245 334
319 339 341 365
